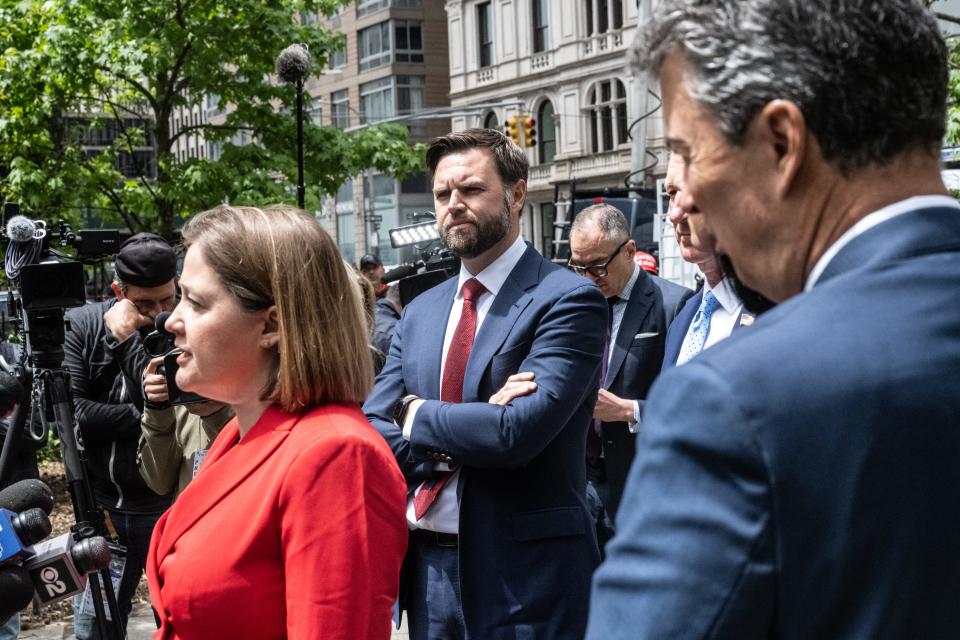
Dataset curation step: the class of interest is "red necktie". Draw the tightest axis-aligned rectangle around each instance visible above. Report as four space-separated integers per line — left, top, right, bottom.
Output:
414 277 486 520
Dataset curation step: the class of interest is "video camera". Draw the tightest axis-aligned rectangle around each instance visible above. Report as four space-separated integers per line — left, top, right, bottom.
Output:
384 215 460 306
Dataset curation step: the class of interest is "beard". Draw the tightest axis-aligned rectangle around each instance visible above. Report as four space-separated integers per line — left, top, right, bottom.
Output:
440 198 513 259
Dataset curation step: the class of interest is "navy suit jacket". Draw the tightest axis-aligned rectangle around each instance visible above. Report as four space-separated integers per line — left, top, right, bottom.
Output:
364 243 607 640
587 205 960 638
599 273 692 518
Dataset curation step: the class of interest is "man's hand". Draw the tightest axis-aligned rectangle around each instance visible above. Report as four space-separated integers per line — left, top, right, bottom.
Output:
185 400 227 417
594 388 636 423
104 299 152 342
143 357 169 404
489 372 537 406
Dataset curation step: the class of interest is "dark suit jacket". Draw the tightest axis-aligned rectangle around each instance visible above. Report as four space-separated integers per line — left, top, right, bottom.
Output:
587 205 960 638
364 243 607 640
600 273 692 518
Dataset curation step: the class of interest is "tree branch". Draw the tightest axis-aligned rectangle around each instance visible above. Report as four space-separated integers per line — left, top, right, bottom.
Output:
935 11 960 27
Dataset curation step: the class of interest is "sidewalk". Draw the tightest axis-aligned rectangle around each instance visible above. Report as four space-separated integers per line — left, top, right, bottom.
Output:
18 603 409 639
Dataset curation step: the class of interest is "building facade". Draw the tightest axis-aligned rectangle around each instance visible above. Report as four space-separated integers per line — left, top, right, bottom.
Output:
309 0 451 267
443 0 666 259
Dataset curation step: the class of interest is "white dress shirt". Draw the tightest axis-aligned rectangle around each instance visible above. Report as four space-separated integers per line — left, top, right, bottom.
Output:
701 276 742 350
403 234 528 533
805 195 960 291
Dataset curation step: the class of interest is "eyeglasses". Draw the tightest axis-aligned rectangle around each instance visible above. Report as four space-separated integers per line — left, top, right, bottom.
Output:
568 239 629 278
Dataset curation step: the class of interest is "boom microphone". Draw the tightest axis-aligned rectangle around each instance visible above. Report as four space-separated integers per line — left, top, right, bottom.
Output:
5 216 36 243
275 44 312 83
0 479 54 516
0 566 33 624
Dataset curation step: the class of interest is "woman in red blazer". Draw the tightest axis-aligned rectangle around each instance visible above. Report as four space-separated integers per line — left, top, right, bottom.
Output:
146 205 407 639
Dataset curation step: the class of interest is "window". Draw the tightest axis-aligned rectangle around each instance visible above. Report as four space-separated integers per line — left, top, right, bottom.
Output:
532 0 549 53
396 75 424 115
483 111 499 130
357 0 421 18
587 79 628 153
330 46 347 71
360 77 394 124
359 20 424 71
307 102 323 127
394 21 424 63
538 100 556 163
477 2 493 68
360 76 424 124
359 22 392 71
331 90 350 129
586 0 623 36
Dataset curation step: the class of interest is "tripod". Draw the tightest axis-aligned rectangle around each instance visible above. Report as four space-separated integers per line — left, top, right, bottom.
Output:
28 315 125 639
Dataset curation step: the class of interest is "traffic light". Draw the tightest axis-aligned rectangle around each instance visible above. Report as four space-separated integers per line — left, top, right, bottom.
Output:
505 116 521 146
523 116 536 148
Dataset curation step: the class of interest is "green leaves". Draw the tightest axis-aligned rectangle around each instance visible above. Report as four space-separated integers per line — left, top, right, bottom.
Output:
0 0 424 237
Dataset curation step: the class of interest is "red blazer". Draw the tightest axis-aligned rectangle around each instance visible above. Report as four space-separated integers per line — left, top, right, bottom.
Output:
146 403 407 639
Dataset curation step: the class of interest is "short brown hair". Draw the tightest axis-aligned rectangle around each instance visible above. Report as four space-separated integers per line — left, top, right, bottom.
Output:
180 204 373 412
426 128 529 186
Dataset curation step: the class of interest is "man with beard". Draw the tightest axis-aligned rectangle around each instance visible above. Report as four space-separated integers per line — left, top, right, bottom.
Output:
662 152 773 367
587 1 960 637
64 232 177 639
364 128 607 640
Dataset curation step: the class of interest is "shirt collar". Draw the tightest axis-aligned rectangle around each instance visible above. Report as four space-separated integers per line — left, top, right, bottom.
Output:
615 265 641 302
704 276 741 314
455 234 527 298
804 195 960 291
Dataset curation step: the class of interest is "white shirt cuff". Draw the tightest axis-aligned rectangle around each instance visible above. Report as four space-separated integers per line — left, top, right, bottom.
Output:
401 399 426 441
628 401 642 434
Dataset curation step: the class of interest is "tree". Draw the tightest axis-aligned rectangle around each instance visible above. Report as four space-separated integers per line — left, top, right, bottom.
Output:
0 0 425 236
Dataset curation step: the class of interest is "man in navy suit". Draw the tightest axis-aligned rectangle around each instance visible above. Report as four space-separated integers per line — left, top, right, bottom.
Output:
568 203 691 536
365 128 606 639
662 152 758 367
587 1 960 637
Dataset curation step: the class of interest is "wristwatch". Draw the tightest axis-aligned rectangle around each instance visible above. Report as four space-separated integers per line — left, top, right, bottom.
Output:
392 394 420 426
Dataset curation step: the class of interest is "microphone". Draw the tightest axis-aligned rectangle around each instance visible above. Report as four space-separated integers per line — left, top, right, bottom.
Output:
24 533 112 606
0 507 53 564
382 262 424 284
5 216 36 243
0 566 33 625
0 479 55 515
275 44 312 83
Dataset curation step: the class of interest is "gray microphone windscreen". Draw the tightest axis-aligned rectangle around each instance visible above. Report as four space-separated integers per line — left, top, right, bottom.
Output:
5 216 35 243
276 44 312 83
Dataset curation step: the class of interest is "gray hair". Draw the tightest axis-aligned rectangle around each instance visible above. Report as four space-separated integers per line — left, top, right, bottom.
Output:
571 203 630 244
632 0 947 174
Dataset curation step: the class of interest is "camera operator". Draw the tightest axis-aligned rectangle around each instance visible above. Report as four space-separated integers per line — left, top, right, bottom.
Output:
63 232 177 639
137 356 233 498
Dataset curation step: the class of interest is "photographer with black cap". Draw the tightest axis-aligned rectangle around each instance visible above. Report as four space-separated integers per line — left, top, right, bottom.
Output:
63 232 178 639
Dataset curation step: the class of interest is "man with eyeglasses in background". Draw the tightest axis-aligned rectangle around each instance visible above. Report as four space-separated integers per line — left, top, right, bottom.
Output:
568 204 692 550
63 232 178 639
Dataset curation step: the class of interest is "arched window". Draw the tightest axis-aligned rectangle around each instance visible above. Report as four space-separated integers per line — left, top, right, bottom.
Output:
587 79 628 153
538 100 556 163
484 111 500 130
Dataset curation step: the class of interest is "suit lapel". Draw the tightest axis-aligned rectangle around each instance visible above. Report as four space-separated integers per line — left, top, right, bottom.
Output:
605 274 656 387
154 405 298 559
663 288 701 369
461 246 540 402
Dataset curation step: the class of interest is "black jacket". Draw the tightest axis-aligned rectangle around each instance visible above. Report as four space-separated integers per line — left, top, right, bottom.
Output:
63 299 171 512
